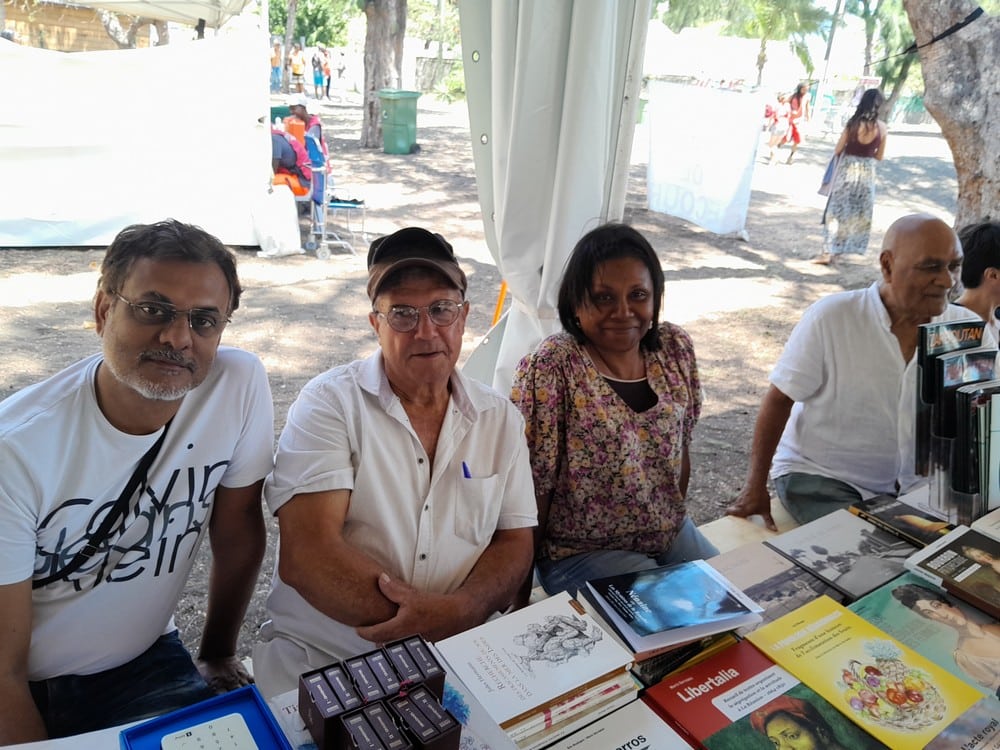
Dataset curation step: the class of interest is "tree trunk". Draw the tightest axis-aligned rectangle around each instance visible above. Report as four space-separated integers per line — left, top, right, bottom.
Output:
861 0 876 75
361 0 404 149
154 20 169 45
903 0 1000 227
392 0 406 87
882 52 913 121
282 0 298 95
755 38 767 88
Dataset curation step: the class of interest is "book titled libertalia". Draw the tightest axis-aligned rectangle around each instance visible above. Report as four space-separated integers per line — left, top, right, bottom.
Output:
583 560 762 654
747 596 985 749
643 639 887 750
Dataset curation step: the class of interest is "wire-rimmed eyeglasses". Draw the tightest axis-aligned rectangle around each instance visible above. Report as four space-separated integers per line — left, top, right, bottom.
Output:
113 292 229 337
373 299 464 333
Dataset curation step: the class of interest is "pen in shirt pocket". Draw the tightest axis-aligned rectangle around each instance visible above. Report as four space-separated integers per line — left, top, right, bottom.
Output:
462 461 471 479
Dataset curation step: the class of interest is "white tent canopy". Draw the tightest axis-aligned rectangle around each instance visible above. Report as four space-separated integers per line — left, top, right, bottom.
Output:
82 0 252 29
458 0 650 392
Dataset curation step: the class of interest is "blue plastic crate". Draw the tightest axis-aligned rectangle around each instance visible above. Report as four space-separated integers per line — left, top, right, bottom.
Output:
119 685 293 749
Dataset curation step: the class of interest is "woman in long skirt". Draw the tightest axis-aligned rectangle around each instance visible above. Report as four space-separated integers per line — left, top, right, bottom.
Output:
815 89 888 265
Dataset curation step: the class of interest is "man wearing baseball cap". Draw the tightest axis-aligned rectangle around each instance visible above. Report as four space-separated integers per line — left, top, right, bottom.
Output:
286 93 327 160
253 227 537 697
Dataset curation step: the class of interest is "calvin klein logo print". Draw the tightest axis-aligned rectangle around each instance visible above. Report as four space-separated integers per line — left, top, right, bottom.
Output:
35 460 229 590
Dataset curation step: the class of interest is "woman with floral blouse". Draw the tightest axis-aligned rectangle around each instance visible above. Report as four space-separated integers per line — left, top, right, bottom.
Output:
511 223 718 600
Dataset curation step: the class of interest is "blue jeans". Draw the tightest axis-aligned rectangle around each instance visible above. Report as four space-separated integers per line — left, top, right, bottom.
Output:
270 66 282 92
29 631 215 738
774 472 863 525
536 517 720 597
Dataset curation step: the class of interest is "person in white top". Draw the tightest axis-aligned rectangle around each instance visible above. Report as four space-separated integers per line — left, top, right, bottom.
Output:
0 220 274 743
727 214 977 530
955 221 1000 344
253 227 536 699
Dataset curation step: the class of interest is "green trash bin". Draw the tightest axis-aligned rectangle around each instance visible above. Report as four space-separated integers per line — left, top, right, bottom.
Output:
379 89 421 154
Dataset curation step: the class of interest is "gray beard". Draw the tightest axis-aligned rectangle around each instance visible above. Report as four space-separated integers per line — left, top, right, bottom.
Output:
103 357 192 401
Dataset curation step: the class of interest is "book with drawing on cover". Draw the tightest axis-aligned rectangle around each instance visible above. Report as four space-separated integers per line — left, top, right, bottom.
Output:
706 540 847 633
904 525 1000 620
848 494 956 548
763 508 915 600
746 596 987 749
433 591 634 732
848 572 999 700
643 639 888 750
916 319 987 476
582 560 762 655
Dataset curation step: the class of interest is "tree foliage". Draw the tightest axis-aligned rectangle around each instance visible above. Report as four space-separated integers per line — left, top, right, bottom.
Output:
269 0 355 46
656 0 828 85
841 0 921 117
407 0 460 49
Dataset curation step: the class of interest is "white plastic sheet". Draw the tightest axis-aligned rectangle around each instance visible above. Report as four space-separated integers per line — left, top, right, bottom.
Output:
646 81 763 235
0 29 271 247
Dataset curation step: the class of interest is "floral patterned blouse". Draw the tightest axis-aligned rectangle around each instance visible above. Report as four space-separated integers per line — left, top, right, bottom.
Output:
510 324 701 561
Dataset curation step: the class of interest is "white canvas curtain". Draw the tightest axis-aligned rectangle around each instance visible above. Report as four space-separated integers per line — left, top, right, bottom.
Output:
458 0 650 392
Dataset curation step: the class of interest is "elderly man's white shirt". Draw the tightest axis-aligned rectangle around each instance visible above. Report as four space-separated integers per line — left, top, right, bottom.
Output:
256 352 536 690
770 282 983 497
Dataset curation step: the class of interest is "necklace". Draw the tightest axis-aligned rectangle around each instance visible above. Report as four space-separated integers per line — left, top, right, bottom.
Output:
584 343 645 381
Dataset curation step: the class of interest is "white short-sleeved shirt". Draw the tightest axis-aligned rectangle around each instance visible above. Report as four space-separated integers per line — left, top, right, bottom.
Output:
0 347 274 679
770 283 981 496
258 352 537 673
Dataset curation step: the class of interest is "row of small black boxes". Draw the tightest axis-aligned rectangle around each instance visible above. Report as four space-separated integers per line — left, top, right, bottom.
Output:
299 635 460 750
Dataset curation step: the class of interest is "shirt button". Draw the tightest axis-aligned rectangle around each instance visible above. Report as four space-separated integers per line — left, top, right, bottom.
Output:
418 458 424 464
419 553 427 560
424 505 429 511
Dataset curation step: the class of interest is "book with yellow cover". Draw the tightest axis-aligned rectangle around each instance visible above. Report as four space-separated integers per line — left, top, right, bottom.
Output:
746 596 985 749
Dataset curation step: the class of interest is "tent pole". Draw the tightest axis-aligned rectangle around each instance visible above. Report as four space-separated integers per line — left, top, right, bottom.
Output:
607 0 651 222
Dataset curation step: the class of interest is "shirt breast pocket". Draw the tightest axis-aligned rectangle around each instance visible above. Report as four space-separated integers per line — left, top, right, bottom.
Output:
453 474 502 548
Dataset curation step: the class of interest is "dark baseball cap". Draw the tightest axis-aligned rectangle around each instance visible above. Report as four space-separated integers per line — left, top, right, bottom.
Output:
366 227 468 301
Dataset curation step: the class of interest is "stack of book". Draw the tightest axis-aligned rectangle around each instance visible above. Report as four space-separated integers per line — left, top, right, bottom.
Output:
578 560 762 686
904 506 1000 620
915 318 1000 524
433 591 639 750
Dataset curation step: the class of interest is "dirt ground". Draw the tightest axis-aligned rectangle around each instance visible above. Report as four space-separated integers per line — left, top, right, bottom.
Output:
0 96 958 658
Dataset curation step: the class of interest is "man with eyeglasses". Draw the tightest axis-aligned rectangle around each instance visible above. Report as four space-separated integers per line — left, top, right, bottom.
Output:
252 227 536 698
0 220 274 742
727 213 983 530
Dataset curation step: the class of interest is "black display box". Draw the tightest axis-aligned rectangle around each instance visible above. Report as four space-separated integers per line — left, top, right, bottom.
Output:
298 635 456 750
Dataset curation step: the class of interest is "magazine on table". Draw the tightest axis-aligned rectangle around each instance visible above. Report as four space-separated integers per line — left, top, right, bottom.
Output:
763 508 915 600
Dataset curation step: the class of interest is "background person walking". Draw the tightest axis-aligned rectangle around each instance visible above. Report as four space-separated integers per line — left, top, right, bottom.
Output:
815 89 888 265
